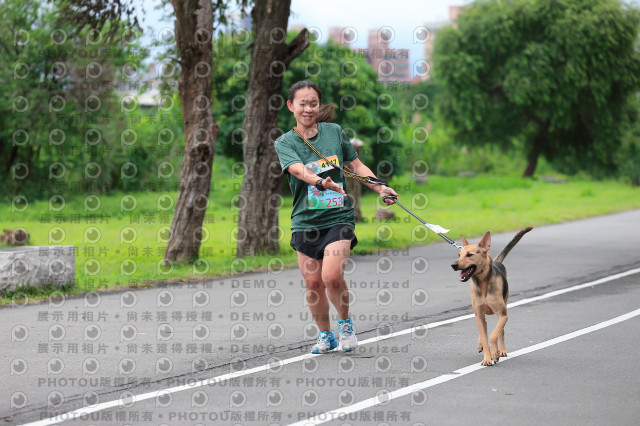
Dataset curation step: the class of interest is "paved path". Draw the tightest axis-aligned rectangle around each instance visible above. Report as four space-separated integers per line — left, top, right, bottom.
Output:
3 210 640 425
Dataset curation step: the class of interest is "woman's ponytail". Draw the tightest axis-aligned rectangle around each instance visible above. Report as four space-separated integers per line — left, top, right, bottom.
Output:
316 104 336 123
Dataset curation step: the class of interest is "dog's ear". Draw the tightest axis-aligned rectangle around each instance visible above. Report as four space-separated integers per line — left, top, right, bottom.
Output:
478 231 491 251
460 234 471 246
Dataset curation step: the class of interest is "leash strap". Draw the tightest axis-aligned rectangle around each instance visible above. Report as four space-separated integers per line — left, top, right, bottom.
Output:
292 127 383 185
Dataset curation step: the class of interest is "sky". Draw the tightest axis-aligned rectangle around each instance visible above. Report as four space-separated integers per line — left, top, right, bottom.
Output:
138 0 472 76
287 0 472 73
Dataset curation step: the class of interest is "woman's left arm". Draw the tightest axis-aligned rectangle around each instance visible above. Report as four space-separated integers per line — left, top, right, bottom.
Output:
346 158 398 205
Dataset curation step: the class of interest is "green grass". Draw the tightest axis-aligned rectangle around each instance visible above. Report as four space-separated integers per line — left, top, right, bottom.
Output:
1 169 639 304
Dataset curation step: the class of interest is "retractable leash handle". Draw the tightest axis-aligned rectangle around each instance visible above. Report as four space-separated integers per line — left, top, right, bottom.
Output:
363 176 388 186
382 195 463 252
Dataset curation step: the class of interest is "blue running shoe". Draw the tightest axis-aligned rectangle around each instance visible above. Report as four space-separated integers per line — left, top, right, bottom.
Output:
337 318 357 352
311 331 337 354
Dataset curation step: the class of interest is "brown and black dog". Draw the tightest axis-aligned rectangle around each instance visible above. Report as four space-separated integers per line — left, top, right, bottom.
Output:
451 227 533 366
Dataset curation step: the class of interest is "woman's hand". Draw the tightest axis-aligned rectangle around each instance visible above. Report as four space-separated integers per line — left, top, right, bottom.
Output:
379 186 398 205
322 177 346 195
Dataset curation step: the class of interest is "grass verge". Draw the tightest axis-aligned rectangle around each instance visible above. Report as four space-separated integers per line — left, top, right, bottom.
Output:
1 171 638 305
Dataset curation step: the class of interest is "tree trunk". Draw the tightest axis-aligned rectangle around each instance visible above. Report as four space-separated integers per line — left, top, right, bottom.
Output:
5 144 18 174
164 0 219 263
235 0 309 257
523 122 548 178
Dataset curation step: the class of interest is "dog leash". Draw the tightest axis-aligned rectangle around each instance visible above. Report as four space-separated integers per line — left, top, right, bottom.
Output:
383 195 462 251
293 127 376 185
293 127 462 252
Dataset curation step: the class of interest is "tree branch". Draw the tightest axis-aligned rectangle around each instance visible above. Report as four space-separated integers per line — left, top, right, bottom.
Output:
281 28 309 67
52 0 141 42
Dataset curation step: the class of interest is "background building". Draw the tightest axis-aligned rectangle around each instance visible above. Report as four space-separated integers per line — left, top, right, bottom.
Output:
328 27 411 83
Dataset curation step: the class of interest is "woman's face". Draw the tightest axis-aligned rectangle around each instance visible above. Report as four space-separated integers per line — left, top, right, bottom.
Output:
287 87 320 129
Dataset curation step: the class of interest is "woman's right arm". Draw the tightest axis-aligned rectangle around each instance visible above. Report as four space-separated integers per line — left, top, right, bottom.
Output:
287 163 346 195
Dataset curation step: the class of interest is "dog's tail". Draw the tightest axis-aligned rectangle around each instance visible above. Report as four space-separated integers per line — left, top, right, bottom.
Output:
494 226 534 263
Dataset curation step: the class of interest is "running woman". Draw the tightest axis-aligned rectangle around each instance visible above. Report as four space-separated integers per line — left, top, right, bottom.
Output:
274 81 397 353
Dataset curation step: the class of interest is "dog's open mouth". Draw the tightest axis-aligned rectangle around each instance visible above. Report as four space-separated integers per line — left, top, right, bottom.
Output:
459 265 477 282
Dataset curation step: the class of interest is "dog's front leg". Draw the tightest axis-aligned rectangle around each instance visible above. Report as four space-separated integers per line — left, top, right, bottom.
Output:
477 318 487 353
490 310 508 363
475 314 492 366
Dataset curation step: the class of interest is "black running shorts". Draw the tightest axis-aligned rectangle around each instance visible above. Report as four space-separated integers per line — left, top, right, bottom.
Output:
290 225 358 260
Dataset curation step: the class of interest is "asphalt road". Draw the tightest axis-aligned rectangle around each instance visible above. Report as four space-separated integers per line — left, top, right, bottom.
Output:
2 210 640 425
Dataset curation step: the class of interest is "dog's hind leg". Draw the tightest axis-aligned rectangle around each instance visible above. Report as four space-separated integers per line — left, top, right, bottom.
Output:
498 322 507 358
500 290 509 357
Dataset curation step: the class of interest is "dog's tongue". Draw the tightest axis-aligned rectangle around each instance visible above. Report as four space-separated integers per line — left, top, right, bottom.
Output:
459 268 472 282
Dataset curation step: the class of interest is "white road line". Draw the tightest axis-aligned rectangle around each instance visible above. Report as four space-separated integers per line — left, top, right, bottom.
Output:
360 267 640 346
289 308 640 426
21 267 640 426
20 353 319 426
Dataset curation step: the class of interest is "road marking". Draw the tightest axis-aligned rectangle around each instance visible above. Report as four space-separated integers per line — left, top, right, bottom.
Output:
22 267 640 426
21 353 318 426
359 267 640 346
289 308 640 426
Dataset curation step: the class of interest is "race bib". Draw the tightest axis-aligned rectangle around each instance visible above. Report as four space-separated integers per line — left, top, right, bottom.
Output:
308 183 344 209
305 155 339 174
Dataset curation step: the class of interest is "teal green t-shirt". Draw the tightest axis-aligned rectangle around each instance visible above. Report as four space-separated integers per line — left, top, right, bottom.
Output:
274 122 359 232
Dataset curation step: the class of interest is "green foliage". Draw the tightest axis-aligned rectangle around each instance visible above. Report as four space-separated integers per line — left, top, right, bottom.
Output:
387 79 556 178
434 0 640 177
211 31 251 159
616 97 640 186
0 0 146 198
118 103 186 192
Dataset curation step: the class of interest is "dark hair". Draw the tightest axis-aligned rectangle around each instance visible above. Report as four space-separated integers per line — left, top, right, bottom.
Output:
287 80 335 123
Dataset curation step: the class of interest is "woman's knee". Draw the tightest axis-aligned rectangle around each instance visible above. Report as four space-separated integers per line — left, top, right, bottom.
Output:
321 272 345 289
